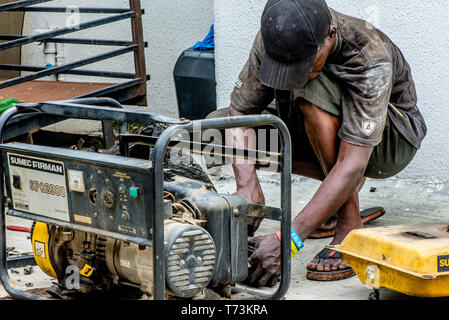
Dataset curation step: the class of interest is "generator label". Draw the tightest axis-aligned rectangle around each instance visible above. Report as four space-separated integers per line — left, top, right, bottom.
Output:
8 153 70 222
438 255 449 272
34 241 46 259
9 154 64 175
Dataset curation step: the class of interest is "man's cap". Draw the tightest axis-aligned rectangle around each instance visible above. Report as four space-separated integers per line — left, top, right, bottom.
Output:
259 0 331 90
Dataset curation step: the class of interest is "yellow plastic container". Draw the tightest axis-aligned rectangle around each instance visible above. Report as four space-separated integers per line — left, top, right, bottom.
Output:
333 224 449 298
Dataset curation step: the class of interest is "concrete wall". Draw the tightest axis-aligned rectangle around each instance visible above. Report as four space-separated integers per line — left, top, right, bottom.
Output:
21 0 215 117
214 0 449 182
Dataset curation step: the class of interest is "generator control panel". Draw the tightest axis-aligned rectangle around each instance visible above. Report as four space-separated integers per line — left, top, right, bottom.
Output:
1 143 154 241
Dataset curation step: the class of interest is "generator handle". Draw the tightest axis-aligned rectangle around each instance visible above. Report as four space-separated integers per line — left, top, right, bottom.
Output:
151 114 292 300
0 99 183 144
15 100 182 125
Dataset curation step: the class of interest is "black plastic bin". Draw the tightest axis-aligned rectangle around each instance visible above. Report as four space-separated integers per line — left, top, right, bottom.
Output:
174 48 217 120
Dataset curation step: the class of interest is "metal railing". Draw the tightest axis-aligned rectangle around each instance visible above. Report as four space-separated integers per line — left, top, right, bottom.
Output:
0 0 148 105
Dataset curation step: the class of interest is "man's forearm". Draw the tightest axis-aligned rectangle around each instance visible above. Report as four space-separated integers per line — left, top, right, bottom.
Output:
292 161 363 239
226 106 265 205
292 143 372 240
226 107 258 187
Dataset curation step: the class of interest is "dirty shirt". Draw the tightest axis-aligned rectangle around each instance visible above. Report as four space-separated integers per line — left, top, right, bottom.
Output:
230 8 427 149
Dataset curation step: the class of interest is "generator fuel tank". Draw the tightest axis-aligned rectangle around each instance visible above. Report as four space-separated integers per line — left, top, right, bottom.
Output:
334 223 449 298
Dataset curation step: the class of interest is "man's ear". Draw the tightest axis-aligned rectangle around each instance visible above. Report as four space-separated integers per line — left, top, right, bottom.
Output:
328 26 336 39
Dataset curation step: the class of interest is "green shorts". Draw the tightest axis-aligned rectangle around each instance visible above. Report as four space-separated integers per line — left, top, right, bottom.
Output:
208 72 417 179
292 72 417 179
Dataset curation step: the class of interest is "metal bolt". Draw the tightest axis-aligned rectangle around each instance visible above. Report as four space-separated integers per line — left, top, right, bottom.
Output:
233 209 239 217
121 211 130 222
62 231 73 242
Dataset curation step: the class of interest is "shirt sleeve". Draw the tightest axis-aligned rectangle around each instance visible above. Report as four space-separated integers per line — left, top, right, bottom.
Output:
335 60 394 147
229 31 275 115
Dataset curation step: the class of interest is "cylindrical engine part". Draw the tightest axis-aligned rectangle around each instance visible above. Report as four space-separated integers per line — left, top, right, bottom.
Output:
108 221 216 298
164 221 216 298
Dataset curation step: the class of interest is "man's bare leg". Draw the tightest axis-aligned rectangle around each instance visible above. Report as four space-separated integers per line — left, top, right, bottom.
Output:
296 100 363 273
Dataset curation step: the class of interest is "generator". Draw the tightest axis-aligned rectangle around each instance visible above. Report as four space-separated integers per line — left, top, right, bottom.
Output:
0 98 292 300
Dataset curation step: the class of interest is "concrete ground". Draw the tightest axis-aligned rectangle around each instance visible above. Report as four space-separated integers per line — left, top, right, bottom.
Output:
1 164 449 300
210 166 449 301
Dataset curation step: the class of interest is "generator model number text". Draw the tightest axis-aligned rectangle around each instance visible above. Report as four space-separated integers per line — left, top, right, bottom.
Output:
29 180 66 198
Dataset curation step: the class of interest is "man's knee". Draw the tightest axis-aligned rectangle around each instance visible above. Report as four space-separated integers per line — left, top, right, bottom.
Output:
297 99 341 132
298 99 318 117
206 107 229 119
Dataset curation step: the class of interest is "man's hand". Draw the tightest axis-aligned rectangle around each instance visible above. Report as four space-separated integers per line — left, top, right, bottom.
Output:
234 183 265 205
234 182 265 237
246 233 281 288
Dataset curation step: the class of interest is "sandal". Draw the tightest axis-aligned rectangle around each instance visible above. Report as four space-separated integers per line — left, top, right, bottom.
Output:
309 207 385 239
306 248 355 281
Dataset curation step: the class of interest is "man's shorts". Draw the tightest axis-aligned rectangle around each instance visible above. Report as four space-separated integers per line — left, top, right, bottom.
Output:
208 72 417 179
292 72 417 179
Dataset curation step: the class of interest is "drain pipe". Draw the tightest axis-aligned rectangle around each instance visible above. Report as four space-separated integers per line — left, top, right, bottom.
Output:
43 40 57 80
35 27 65 81
55 41 66 81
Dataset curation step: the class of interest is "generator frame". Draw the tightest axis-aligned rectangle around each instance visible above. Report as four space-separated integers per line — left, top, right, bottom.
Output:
0 99 292 300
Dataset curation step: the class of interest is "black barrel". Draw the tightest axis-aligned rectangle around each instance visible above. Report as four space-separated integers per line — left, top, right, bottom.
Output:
173 48 217 120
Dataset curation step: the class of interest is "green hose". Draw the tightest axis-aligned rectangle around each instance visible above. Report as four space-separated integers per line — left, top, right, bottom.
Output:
0 97 19 115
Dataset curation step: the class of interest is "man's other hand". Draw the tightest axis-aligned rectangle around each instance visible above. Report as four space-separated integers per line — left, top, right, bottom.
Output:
234 184 265 236
246 233 281 288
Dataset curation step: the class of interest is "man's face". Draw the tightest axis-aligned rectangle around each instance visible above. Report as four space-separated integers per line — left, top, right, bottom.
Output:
308 28 337 80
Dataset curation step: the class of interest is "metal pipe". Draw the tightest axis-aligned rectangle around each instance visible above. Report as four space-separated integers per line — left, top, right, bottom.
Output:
59 97 125 109
0 45 137 90
0 11 135 52
120 134 281 166
0 64 136 79
17 101 181 125
7 7 134 14
128 0 147 104
0 0 53 12
0 34 135 47
8 210 153 247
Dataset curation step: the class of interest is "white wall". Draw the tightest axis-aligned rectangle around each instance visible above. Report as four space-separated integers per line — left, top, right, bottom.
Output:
20 1 449 182
214 0 449 182
21 0 215 117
